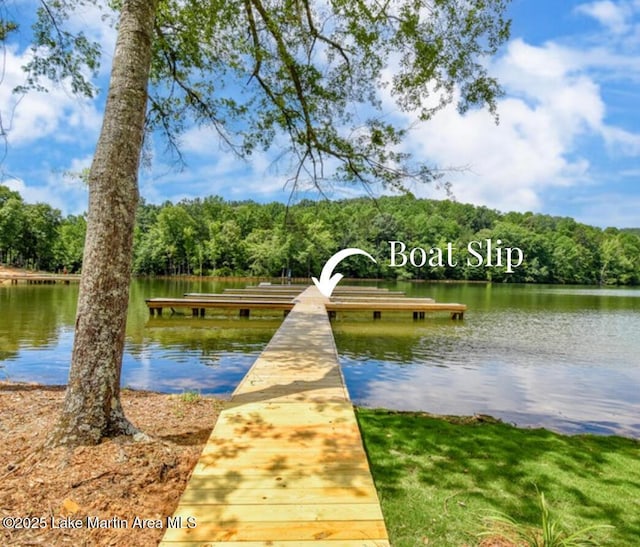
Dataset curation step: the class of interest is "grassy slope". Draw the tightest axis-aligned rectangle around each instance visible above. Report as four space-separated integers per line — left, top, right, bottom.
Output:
356 409 640 546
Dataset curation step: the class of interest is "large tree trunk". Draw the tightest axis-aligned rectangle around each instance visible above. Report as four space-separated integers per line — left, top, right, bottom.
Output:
48 0 158 447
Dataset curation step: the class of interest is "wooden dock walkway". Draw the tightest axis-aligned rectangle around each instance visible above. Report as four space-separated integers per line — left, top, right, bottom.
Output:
0 273 81 284
160 286 390 546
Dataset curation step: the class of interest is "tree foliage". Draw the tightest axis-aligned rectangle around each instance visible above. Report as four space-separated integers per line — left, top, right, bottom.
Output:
20 0 510 191
128 194 639 285
3 185 638 285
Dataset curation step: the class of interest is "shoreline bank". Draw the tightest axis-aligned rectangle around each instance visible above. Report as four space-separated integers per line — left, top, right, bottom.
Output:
2 381 639 546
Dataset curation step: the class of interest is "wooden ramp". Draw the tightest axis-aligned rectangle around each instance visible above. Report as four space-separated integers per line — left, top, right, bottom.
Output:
160 286 389 546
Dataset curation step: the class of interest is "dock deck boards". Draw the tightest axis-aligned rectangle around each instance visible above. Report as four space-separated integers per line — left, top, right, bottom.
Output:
146 286 466 319
160 286 390 546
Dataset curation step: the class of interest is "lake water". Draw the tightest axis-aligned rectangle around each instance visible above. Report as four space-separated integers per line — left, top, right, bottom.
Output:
1 279 639 437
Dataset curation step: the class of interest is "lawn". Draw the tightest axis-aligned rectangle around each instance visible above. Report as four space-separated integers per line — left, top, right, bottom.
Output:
356 409 640 546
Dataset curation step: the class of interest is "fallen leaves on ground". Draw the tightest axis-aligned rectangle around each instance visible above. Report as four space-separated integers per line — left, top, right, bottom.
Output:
0 382 222 546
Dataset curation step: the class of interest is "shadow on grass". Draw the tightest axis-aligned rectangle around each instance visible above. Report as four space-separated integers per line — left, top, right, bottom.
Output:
356 408 640 546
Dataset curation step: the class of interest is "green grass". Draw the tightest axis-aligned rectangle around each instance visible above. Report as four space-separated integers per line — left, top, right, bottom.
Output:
178 390 201 403
356 409 640 546
479 487 614 546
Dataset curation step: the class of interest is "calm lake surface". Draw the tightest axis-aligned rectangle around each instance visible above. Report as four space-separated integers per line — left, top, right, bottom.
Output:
1 279 639 437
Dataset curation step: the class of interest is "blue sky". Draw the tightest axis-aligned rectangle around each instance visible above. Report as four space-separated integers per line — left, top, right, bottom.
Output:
1 0 639 228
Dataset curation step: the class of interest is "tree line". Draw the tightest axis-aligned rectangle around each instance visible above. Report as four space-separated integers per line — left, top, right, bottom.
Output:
2 184 638 285
0 185 86 272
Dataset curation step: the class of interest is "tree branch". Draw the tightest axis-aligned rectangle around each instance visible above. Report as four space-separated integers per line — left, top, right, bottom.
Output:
153 23 242 157
300 0 351 70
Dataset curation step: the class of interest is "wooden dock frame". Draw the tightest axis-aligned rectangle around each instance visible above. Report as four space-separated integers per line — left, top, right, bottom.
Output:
325 300 466 321
160 286 390 546
1 274 81 285
146 297 296 319
146 287 466 321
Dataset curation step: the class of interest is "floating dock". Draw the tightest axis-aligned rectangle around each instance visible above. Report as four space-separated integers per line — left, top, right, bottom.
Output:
146 297 295 317
146 284 466 320
160 286 390 545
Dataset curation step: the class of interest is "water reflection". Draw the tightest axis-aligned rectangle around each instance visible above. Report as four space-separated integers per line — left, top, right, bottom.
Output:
1 279 282 397
0 285 78 359
124 317 282 394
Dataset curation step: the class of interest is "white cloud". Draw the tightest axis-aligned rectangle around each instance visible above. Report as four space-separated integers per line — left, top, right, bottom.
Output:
388 34 639 221
601 125 640 154
173 26 640 224
172 126 355 203
141 146 292 207
575 1 635 35
0 46 102 146
3 172 88 215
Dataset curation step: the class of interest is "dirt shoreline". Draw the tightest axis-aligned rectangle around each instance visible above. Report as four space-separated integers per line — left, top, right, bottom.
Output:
0 381 222 547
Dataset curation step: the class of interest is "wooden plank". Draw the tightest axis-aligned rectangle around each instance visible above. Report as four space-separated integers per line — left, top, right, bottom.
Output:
184 293 295 300
224 288 306 295
234 285 307 290
170 503 385 522
0 273 81 284
161 540 390 546
326 301 466 311
216 400 356 421
199 439 368 454
193 457 369 475
161 520 388 542
203 421 363 441
177 486 380 505
226 389 349 405
146 298 295 310
184 471 376 490
330 296 435 303
199 445 368 460
224 287 404 297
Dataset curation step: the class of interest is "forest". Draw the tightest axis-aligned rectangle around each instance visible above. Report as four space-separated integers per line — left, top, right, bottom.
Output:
1 184 639 285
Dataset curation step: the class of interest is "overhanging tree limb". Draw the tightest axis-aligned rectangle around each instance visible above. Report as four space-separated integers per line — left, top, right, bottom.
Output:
9 0 511 447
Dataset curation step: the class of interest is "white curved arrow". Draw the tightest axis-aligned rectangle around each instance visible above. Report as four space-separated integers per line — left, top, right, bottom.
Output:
312 248 377 297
